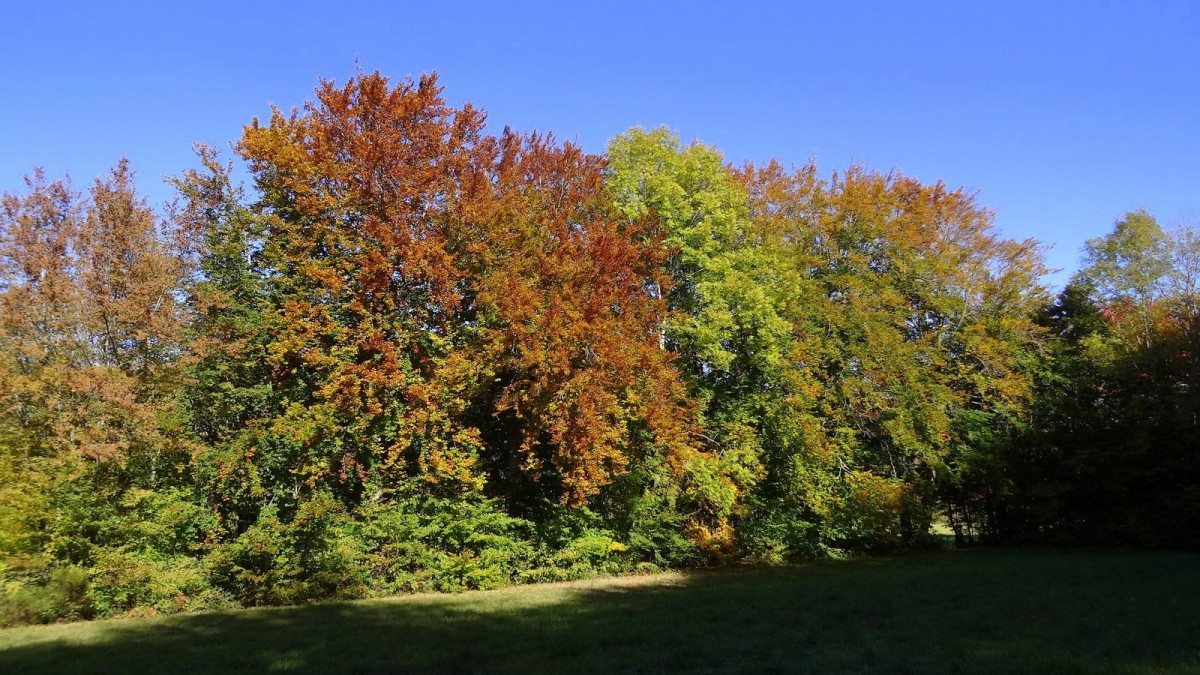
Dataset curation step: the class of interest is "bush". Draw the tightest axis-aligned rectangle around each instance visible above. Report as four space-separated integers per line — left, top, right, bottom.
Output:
206 493 365 606
0 556 92 626
357 496 537 593
89 550 232 617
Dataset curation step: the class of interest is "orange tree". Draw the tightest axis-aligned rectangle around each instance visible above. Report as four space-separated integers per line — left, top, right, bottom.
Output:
235 72 712 536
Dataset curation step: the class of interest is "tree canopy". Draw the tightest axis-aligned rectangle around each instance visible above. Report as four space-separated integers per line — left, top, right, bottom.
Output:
1 72 1193 626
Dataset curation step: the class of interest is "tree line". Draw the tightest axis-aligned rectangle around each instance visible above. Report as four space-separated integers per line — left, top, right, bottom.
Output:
1 72 1195 624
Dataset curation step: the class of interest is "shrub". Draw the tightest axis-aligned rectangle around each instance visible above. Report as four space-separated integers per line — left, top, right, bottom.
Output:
206 493 365 606
357 496 537 593
0 556 92 626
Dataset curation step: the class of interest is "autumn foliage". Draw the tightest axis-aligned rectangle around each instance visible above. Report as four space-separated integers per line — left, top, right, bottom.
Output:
1 71 1191 625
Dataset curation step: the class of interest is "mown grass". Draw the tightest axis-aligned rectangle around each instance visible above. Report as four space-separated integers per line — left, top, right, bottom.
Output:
1 548 1198 674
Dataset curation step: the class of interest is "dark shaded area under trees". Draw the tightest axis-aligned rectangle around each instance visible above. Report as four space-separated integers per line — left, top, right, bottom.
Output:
4 550 1198 674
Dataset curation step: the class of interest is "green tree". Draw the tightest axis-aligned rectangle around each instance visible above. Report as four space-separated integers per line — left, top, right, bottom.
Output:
606 128 792 557
1078 209 1170 306
1005 212 1200 547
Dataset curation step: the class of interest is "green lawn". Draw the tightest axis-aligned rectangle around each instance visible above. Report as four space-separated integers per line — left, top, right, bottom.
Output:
1 549 1198 674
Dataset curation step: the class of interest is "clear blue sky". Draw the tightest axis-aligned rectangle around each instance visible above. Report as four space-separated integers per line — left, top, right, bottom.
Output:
3 1 1197 287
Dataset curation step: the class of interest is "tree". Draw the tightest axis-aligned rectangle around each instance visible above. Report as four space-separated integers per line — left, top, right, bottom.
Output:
1005 211 1200 547
607 129 1050 555
1078 209 1170 307
236 74 707 519
606 128 791 555
0 162 206 623
0 162 190 471
475 132 700 508
736 160 1048 549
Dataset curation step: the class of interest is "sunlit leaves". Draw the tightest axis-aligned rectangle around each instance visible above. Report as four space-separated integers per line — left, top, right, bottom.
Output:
238 75 699 508
0 71 1095 620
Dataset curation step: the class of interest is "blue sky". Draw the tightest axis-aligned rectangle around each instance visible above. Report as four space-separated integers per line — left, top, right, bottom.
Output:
2 1 1197 287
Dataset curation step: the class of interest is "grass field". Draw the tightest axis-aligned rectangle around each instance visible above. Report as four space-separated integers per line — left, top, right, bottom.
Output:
1 549 1198 674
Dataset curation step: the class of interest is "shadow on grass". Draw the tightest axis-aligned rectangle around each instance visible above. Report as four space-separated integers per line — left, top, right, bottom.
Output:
1 549 1198 674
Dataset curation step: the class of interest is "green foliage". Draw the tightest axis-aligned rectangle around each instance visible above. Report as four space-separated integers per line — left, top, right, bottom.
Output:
608 128 1048 559
595 465 703 567
0 557 91 626
606 128 792 555
206 494 364 606
88 551 229 618
1078 209 1171 305
982 216 1200 547
357 495 537 593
